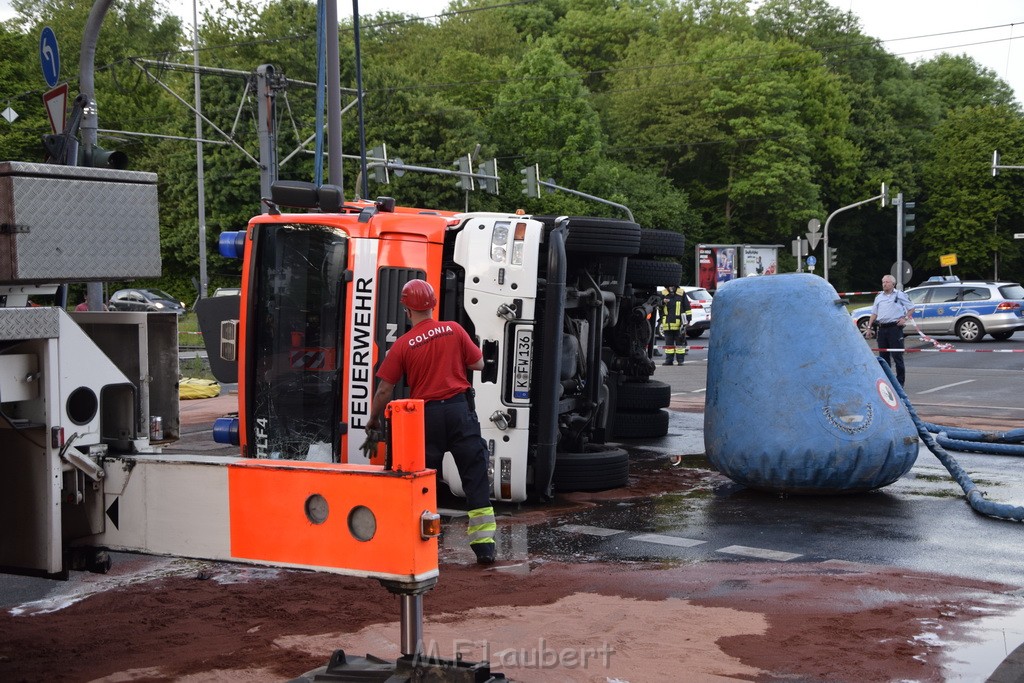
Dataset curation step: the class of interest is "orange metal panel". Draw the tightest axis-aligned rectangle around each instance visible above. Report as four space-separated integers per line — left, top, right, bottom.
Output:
387 399 426 472
228 460 438 581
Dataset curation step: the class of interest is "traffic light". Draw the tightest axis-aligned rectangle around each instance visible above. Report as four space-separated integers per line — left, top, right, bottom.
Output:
902 201 916 235
520 164 539 198
78 144 127 169
828 247 838 268
455 154 474 191
478 158 498 195
369 143 389 184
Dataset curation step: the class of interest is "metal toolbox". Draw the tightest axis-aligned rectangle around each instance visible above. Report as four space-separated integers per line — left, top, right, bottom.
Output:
0 161 160 284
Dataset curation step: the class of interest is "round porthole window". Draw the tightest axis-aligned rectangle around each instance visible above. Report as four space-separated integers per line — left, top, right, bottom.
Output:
348 505 377 542
305 494 329 525
66 387 98 425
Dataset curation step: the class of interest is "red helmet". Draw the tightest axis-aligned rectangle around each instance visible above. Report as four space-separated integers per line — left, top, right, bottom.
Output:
400 279 437 311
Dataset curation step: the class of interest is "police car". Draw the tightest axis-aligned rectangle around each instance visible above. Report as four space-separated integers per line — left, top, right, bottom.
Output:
851 279 1024 342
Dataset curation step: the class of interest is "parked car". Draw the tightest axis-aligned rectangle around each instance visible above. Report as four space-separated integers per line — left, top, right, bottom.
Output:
851 280 1024 342
682 286 713 338
108 288 187 314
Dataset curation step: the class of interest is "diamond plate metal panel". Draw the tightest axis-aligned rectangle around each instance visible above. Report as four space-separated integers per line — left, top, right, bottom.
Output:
0 162 160 284
0 307 59 339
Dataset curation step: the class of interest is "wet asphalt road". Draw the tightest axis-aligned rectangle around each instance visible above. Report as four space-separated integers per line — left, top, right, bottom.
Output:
504 411 1024 588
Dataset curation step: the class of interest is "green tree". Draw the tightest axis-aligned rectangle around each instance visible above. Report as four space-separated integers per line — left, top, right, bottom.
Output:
487 39 604 187
921 105 1024 280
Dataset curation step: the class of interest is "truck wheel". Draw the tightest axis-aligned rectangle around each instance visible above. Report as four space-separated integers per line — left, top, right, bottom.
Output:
611 409 670 439
637 229 686 258
616 379 672 411
686 329 705 339
538 216 641 256
625 259 683 289
553 445 630 492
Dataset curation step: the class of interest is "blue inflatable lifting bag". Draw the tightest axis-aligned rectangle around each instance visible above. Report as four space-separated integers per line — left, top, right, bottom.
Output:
704 273 919 493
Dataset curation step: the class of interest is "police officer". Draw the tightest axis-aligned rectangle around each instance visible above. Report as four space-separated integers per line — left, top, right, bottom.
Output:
367 279 497 565
865 274 914 387
661 286 691 366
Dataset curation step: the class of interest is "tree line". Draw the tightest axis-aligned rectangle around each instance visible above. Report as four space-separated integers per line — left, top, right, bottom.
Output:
1 0 1022 298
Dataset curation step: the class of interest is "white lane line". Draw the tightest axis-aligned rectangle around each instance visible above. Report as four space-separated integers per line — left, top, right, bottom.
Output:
915 379 975 395
558 524 624 537
912 401 1024 413
631 533 706 548
717 545 802 562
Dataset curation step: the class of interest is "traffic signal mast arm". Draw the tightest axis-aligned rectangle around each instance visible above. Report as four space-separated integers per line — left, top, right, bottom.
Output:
520 164 634 222
822 182 888 283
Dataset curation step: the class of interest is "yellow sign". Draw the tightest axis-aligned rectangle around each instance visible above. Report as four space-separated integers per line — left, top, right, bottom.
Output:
939 253 958 267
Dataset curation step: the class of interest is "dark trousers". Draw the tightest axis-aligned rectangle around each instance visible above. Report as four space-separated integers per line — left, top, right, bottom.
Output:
877 324 906 386
424 396 491 509
663 328 687 363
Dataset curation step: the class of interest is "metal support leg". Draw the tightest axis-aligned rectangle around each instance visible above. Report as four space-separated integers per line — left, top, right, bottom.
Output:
399 594 424 657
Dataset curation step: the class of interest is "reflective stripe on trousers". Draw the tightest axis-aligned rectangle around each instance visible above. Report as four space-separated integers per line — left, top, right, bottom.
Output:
467 506 496 545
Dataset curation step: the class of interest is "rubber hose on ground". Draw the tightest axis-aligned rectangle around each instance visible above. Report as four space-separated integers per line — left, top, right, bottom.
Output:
878 359 1024 522
921 422 1024 445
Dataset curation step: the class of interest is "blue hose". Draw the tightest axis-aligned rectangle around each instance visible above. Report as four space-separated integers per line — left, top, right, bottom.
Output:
921 422 1024 445
878 359 1024 522
934 435 1024 457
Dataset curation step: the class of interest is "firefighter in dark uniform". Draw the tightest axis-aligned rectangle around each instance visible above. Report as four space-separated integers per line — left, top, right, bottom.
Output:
367 279 497 565
661 286 691 366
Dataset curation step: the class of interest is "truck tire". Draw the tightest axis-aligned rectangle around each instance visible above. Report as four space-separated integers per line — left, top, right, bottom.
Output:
611 409 670 439
552 445 630 492
537 216 641 256
616 379 672 411
625 259 682 289
637 229 686 258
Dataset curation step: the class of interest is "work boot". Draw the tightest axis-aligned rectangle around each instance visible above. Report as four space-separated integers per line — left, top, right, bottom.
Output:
663 358 674 366
472 542 496 565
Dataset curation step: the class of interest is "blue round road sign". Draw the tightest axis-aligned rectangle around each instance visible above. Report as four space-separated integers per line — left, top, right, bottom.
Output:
806 255 817 266
40 26 60 88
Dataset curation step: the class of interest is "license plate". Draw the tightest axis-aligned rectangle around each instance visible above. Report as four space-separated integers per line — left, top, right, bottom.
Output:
513 327 533 401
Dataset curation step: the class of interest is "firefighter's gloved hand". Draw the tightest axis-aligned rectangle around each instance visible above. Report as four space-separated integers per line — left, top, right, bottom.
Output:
360 429 383 458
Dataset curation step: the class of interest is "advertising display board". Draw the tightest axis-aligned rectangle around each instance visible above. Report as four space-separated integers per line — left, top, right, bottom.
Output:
741 246 778 277
697 244 781 290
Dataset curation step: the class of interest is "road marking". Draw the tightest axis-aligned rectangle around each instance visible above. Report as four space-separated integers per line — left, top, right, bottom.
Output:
558 524 624 537
916 379 975 395
631 533 706 548
913 402 1024 413
717 545 802 562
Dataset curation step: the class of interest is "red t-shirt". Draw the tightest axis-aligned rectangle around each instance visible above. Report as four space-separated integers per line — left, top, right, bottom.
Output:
376 319 482 401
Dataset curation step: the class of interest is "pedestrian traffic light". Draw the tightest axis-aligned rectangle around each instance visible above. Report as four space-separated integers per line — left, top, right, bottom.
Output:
455 154 474 191
828 247 838 268
520 164 539 198
902 201 916 235
78 144 127 169
478 158 498 195
369 143 389 184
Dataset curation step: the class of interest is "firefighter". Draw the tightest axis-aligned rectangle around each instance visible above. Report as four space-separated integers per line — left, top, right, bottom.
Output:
661 285 691 366
367 279 497 565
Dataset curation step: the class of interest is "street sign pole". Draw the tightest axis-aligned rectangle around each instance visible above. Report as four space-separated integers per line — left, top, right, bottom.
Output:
895 192 904 290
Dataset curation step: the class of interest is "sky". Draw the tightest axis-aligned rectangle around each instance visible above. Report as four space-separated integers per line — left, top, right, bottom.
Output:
2 0 1021 104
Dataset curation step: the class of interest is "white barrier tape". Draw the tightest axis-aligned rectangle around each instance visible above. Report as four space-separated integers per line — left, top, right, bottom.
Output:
684 345 1024 353
876 348 1024 353
837 290 882 296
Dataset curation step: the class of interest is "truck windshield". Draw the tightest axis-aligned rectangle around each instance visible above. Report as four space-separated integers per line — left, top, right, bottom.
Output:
249 223 347 461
